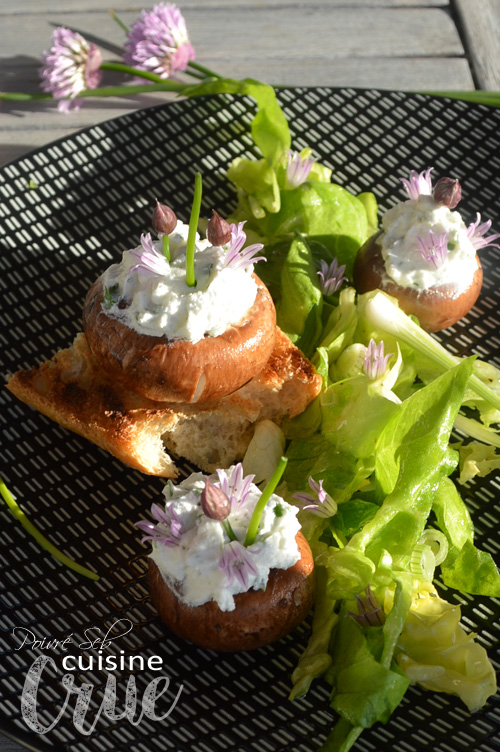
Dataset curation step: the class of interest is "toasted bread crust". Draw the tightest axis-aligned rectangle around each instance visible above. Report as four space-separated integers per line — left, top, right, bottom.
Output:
6 329 322 477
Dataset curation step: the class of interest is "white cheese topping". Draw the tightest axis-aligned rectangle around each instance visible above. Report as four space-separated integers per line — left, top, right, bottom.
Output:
380 195 477 297
149 470 301 612
101 221 258 343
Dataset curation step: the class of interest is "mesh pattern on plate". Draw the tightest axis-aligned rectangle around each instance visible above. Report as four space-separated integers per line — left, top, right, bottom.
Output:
0 88 499 752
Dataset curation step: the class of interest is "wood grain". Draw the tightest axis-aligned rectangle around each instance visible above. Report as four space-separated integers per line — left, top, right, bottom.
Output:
0 0 451 13
0 2 474 168
0 7 465 61
453 0 500 89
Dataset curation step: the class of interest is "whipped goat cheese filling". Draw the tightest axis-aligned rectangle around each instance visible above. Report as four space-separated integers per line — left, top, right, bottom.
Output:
101 221 258 343
380 195 478 297
149 471 301 612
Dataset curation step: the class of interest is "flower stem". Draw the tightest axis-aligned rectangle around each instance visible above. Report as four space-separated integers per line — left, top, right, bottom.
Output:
421 90 500 108
186 172 202 288
0 80 188 104
0 92 52 101
79 81 186 97
162 234 171 262
224 519 237 542
188 61 222 79
184 69 207 81
454 413 500 447
109 8 130 34
364 291 500 410
100 61 165 83
244 456 288 547
0 475 99 581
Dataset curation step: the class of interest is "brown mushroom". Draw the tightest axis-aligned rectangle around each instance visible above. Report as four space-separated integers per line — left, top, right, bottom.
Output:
353 233 483 332
82 272 277 403
148 531 315 652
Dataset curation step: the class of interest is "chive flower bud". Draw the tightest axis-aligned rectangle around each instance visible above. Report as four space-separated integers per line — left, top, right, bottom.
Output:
152 200 177 235
200 478 231 521
207 210 231 246
433 177 462 209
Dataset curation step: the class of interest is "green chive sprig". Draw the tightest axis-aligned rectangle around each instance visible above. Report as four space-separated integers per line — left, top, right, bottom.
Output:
185 172 202 288
0 475 99 581
244 456 288 547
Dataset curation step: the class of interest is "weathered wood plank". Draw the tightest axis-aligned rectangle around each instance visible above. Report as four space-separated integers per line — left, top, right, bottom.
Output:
0 3 473 167
0 0 451 14
0 8 465 61
453 0 500 89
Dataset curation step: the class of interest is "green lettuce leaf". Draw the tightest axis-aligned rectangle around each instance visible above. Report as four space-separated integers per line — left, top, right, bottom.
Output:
327 605 409 728
185 77 290 165
396 584 497 711
441 541 500 596
343 359 474 567
431 476 474 551
290 567 338 701
458 441 500 484
277 236 323 356
321 376 399 459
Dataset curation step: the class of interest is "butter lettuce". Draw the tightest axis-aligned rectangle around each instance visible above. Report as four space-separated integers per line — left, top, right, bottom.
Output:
191 79 499 750
396 585 497 712
458 441 500 484
277 236 323 356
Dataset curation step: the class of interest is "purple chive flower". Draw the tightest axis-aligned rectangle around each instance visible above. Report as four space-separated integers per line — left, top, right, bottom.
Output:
348 585 385 627
40 27 102 113
286 151 315 188
207 210 232 247
401 168 433 200
416 229 448 269
222 221 266 270
215 463 255 509
129 232 170 277
135 502 184 547
317 258 348 295
124 3 195 79
293 477 337 518
200 478 231 521
433 177 462 209
363 339 392 381
467 213 500 251
219 540 260 589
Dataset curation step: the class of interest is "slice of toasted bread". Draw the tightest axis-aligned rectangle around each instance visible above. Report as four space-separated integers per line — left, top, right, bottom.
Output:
6 330 321 477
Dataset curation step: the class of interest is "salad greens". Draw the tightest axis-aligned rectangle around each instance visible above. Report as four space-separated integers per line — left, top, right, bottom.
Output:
217 80 500 750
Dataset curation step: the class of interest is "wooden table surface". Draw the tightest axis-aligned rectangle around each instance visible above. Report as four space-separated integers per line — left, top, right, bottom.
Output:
1 0 500 750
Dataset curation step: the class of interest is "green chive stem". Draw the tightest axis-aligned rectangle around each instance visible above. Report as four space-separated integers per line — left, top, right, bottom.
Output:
0 78 187 105
100 61 165 83
0 92 53 101
421 90 500 108
188 61 223 79
185 172 202 288
365 292 500 411
184 69 206 81
162 234 170 262
108 8 130 34
0 475 99 581
224 519 237 542
244 456 288 547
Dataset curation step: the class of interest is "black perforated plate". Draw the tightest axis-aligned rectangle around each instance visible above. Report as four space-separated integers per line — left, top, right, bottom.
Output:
1 89 500 752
